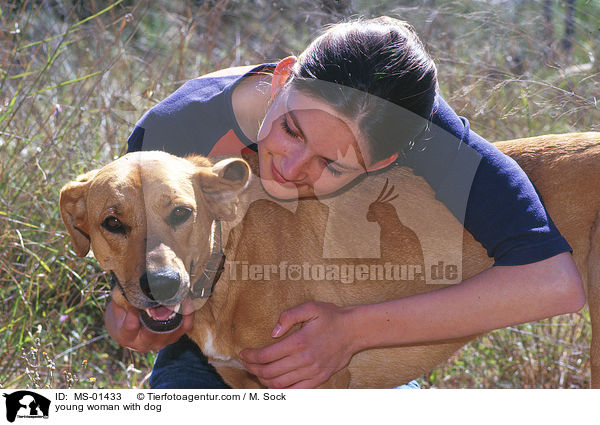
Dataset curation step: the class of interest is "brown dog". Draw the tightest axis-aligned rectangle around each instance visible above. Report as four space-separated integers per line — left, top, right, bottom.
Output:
59 133 600 388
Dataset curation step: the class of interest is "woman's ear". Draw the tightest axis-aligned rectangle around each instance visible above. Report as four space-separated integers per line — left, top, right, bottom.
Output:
270 56 297 100
366 153 399 173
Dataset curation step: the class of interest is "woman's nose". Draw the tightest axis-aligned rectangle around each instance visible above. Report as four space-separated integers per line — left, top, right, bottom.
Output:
280 149 310 182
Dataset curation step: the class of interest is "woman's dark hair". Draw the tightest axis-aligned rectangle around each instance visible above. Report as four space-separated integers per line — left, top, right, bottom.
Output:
288 16 438 163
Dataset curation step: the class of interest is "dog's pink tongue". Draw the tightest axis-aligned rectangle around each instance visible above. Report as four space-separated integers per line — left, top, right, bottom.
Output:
149 306 173 321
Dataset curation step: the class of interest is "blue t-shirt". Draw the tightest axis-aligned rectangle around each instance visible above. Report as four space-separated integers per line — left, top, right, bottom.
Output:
127 64 571 266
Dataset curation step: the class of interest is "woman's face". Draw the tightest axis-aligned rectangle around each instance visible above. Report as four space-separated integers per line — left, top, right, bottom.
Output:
257 87 384 200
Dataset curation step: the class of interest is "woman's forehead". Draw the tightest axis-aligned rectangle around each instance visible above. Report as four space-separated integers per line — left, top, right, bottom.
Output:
283 88 371 167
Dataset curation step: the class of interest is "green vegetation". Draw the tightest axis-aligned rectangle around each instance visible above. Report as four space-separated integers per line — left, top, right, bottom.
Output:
1 0 597 388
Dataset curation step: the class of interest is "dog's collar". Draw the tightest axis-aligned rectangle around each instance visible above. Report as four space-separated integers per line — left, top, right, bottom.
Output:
189 219 226 299
109 271 131 304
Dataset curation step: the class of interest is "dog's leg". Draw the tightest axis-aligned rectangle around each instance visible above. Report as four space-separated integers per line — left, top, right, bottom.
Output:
589 212 600 388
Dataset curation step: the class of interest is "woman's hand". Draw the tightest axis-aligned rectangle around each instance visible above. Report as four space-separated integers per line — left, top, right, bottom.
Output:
105 297 195 353
239 253 585 389
239 301 357 389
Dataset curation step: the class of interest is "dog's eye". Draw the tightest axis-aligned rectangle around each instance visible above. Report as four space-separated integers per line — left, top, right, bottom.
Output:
102 216 126 234
168 206 192 227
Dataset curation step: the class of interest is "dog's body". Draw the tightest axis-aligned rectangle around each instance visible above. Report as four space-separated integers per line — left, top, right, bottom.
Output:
60 133 600 388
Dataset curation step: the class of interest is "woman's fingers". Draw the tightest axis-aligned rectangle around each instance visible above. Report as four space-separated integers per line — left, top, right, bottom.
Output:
258 364 322 389
240 332 300 365
105 300 140 348
105 297 195 353
243 348 313 380
271 302 320 337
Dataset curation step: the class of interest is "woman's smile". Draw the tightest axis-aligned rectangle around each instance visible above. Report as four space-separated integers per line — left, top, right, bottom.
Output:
270 159 295 186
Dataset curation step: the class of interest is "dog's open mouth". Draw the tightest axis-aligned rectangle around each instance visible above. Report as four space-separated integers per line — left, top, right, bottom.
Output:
139 304 183 333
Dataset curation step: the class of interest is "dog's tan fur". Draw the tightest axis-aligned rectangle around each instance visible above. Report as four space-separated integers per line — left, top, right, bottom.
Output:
60 133 600 388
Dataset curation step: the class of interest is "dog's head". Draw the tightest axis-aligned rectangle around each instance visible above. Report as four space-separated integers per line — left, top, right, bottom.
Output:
59 151 250 333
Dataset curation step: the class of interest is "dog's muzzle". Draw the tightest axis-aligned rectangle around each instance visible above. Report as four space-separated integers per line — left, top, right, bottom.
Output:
110 271 185 333
109 219 226 333
140 269 181 302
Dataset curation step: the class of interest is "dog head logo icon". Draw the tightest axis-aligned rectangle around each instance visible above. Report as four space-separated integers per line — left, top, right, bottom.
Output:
3 391 51 422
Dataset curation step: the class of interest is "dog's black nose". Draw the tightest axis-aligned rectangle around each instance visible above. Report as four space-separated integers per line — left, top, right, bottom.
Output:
140 269 181 302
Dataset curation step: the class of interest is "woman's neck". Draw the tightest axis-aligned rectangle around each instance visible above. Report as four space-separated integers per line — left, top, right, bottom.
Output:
231 72 273 143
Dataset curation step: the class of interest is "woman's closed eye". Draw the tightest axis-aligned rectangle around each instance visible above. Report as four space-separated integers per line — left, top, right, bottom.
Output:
324 160 343 177
281 115 301 140
281 112 343 177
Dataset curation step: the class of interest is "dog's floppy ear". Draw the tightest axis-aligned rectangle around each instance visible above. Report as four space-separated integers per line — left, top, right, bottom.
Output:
198 158 251 221
59 169 99 257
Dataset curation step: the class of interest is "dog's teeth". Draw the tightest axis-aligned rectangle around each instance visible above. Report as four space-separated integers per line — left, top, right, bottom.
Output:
144 305 179 322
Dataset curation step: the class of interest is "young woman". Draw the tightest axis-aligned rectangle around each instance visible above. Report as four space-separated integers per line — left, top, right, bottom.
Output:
105 17 585 389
